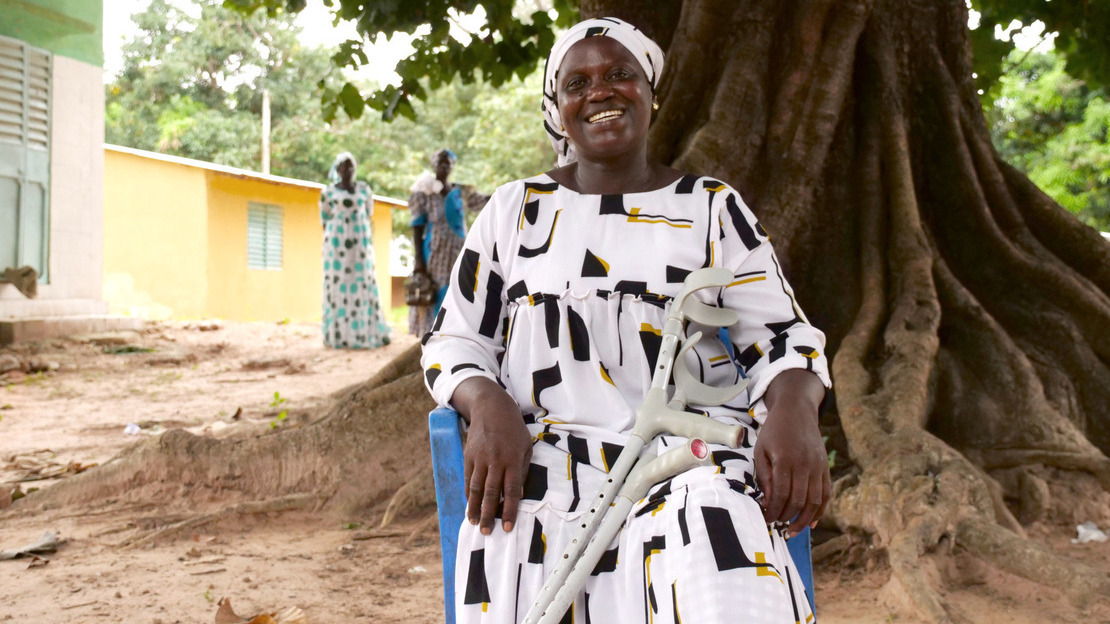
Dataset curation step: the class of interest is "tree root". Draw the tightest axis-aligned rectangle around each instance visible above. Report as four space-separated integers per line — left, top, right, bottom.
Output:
887 526 955 624
970 450 1110 489
957 519 1110 609
379 465 435 529
122 493 323 549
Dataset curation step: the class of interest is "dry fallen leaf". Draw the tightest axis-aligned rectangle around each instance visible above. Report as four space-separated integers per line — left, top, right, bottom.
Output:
215 598 307 624
272 606 308 624
25 554 49 568
214 597 244 624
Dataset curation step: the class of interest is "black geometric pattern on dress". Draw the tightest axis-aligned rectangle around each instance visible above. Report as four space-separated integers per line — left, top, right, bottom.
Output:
582 249 609 277
425 365 441 389
675 173 698 194
765 313 805 336
543 298 560 348
615 280 650 298
793 345 818 372
678 504 691 546
527 518 546 564
566 306 591 361
710 449 746 468
519 210 562 258
671 581 683 624
665 265 691 283
768 332 789 363
599 194 625 216
638 326 662 376
522 464 548 501
725 193 762 251
641 534 667 620
531 362 562 418
432 306 447 332
633 479 672 518
591 547 620 576
785 562 802 624
479 269 504 339
507 280 530 301
518 182 558 229
463 548 491 606
568 450 582 512
458 248 480 303
600 441 624 473
451 363 482 374
567 434 590 466
701 505 760 572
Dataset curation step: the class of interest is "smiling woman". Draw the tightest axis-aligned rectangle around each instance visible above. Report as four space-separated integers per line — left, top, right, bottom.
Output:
418 16 833 624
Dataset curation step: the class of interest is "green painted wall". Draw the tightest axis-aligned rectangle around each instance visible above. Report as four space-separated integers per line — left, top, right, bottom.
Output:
0 0 103 66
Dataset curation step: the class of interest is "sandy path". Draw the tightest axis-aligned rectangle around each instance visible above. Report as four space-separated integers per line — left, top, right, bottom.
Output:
1 320 1107 623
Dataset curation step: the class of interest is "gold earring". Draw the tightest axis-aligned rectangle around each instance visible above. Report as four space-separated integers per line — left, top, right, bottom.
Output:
652 100 660 110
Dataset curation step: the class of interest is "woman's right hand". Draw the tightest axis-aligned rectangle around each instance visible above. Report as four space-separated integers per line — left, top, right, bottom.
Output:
452 377 533 535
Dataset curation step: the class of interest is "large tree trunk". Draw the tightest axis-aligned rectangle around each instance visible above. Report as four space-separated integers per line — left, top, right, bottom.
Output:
604 0 1110 620
8 1 1109 622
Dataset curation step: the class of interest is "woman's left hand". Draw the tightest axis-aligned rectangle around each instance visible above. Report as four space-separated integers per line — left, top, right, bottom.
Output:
752 369 830 538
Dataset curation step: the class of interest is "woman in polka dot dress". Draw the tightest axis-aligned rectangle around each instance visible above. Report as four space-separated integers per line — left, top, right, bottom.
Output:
319 152 391 349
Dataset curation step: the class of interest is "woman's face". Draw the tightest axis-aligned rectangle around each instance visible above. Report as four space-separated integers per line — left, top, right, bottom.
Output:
433 153 454 181
556 37 652 163
337 159 355 184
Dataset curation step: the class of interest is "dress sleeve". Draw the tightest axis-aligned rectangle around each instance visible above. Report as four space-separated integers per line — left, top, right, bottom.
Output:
409 191 429 227
715 185 831 425
419 184 515 407
319 186 333 224
461 185 491 212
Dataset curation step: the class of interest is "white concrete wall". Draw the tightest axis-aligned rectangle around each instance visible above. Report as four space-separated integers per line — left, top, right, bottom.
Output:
0 56 106 317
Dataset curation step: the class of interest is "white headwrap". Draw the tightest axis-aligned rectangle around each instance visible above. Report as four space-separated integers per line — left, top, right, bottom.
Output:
328 151 357 185
542 17 665 166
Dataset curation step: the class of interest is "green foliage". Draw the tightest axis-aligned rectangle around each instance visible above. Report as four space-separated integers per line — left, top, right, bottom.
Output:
106 0 553 214
230 0 578 121
988 49 1110 231
106 0 341 178
970 0 1110 98
270 391 289 428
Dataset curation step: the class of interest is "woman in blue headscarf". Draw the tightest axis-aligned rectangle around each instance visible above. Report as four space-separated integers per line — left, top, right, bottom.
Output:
407 148 490 336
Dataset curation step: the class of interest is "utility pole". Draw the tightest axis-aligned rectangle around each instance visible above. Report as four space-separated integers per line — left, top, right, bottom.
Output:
261 88 271 174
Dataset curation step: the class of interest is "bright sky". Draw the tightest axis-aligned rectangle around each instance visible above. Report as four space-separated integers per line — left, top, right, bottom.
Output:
103 3 1054 86
101 0 420 84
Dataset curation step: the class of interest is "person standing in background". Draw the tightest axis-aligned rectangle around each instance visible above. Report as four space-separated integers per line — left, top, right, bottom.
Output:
407 149 490 336
319 152 392 349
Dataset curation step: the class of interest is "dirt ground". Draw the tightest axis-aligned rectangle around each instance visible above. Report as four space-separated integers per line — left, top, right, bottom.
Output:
1 319 1108 624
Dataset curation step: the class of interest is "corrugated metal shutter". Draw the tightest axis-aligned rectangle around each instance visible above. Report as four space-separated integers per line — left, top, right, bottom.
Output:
0 34 51 280
247 202 282 270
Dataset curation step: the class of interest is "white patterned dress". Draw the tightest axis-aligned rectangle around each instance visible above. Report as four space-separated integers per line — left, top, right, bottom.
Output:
319 181 391 349
421 174 830 623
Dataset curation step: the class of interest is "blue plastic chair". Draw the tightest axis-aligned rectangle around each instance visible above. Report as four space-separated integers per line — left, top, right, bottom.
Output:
428 407 816 623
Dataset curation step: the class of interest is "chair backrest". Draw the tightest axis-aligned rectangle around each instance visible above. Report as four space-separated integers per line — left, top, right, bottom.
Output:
428 406 816 624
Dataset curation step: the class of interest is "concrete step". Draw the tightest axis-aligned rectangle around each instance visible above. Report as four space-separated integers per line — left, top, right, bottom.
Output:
0 315 144 345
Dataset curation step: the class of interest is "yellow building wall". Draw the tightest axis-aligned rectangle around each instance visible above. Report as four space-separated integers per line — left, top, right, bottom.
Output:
103 150 210 319
205 174 320 322
104 149 395 323
205 174 394 323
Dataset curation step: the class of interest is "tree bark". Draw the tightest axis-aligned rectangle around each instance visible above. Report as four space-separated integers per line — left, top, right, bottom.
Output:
8 1 1109 621
586 0 1110 620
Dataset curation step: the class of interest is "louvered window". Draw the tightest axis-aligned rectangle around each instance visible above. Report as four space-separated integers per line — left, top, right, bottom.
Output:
0 34 51 279
247 202 283 270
